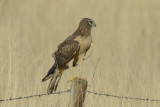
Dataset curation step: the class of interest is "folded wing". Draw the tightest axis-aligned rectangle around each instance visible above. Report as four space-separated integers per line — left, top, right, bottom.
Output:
54 40 80 68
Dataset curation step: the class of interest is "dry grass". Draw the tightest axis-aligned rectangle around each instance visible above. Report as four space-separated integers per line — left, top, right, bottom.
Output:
0 0 160 107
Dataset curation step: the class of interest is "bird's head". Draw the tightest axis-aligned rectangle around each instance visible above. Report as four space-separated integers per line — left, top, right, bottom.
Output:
73 18 96 35
80 18 96 29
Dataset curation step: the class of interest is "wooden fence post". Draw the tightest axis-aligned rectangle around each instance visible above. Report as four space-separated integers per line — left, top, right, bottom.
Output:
69 78 88 107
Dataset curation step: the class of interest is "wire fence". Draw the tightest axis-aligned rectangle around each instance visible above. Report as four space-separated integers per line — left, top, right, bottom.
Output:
0 90 160 103
1 59 160 104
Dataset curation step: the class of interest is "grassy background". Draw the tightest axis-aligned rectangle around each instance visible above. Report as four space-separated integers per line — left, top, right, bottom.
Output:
0 0 160 106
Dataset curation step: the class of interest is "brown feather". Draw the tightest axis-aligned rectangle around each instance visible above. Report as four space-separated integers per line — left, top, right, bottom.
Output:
42 18 96 94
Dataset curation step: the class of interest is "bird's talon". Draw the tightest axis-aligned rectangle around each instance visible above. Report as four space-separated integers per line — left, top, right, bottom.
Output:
68 77 86 83
78 77 87 81
68 77 79 82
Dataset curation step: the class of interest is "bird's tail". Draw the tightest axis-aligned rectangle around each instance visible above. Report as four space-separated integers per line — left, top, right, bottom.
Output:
42 63 64 94
47 70 63 94
42 64 57 82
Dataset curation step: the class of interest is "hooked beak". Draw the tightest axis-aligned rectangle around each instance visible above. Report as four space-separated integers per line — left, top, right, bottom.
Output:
92 21 96 27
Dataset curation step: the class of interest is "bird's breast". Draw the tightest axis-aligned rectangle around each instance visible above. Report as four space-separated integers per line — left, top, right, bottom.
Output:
74 35 92 54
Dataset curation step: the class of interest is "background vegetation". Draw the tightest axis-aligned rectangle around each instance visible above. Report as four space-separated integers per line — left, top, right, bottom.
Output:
0 0 160 106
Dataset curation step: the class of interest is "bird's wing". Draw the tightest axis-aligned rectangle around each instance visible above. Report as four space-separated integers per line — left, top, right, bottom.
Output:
84 42 94 60
54 40 80 68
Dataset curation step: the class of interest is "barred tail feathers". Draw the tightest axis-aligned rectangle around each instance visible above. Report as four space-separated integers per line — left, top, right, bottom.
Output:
42 64 57 82
47 70 63 94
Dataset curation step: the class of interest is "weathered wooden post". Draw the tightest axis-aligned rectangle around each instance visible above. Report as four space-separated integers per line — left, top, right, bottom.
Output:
69 78 88 107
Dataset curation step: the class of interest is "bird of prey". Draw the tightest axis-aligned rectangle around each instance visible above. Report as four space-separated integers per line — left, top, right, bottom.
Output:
42 18 96 94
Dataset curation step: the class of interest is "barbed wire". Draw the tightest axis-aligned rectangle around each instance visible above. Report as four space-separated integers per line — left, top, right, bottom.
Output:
0 90 160 103
0 90 70 102
86 91 160 102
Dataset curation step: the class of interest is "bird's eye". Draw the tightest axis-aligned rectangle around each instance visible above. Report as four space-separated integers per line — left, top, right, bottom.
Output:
88 20 93 25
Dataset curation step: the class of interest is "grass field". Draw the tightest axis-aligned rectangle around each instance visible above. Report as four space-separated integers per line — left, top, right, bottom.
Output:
0 0 160 106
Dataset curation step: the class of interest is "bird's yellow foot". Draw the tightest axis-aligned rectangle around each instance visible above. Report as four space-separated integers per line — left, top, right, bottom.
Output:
78 77 87 81
68 77 79 82
78 74 86 81
68 77 86 83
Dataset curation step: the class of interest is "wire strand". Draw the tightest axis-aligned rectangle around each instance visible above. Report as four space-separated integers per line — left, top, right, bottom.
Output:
0 90 160 102
0 90 70 102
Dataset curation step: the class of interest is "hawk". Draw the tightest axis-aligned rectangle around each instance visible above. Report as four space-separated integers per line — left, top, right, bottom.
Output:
42 18 96 94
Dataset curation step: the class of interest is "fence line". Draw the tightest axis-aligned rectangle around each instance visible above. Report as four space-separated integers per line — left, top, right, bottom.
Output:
0 90 70 102
0 90 160 102
86 91 160 102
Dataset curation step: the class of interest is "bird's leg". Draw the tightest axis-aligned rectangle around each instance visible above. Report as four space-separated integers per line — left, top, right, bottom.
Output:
70 59 74 80
68 59 78 82
78 60 86 80
79 62 82 78
70 64 73 79
78 54 86 80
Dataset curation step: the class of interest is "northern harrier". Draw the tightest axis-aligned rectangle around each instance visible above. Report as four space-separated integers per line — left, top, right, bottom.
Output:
42 18 96 94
